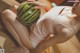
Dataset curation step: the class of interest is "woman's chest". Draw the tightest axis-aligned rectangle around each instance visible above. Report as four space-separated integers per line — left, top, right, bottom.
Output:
53 16 80 33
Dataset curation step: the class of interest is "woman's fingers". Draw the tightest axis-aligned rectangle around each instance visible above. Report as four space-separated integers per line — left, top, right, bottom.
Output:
34 6 42 9
28 1 43 9
27 1 41 6
27 1 47 8
27 0 35 2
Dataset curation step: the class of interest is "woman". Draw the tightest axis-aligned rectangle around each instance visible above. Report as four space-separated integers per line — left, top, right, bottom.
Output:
1 1 80 53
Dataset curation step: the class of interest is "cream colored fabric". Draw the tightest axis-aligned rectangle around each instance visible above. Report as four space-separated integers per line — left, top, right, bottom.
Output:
30 6 80 48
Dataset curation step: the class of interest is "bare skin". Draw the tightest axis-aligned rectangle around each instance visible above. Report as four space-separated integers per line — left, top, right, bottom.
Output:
1 1 80 53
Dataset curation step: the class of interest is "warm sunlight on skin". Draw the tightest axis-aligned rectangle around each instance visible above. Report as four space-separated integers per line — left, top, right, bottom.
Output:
1 0 80 53
50 0 65 5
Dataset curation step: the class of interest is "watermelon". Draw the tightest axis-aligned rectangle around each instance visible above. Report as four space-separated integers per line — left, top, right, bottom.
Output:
17 2 41 26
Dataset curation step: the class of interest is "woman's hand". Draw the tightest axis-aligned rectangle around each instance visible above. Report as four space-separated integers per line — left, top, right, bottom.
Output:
27 0 47 8
27 0 51 11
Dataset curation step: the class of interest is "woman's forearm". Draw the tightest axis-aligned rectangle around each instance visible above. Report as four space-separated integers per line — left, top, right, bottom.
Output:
30 26 75 53
30 35 58 53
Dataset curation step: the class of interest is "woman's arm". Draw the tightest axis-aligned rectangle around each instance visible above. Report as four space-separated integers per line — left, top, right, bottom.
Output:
30 24 75 53
1 9 33 49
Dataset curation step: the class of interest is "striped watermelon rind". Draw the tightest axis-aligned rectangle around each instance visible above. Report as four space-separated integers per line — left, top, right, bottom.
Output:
17 2 41 26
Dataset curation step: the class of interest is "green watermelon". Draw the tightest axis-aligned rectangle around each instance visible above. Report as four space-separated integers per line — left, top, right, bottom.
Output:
17 2 41 26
